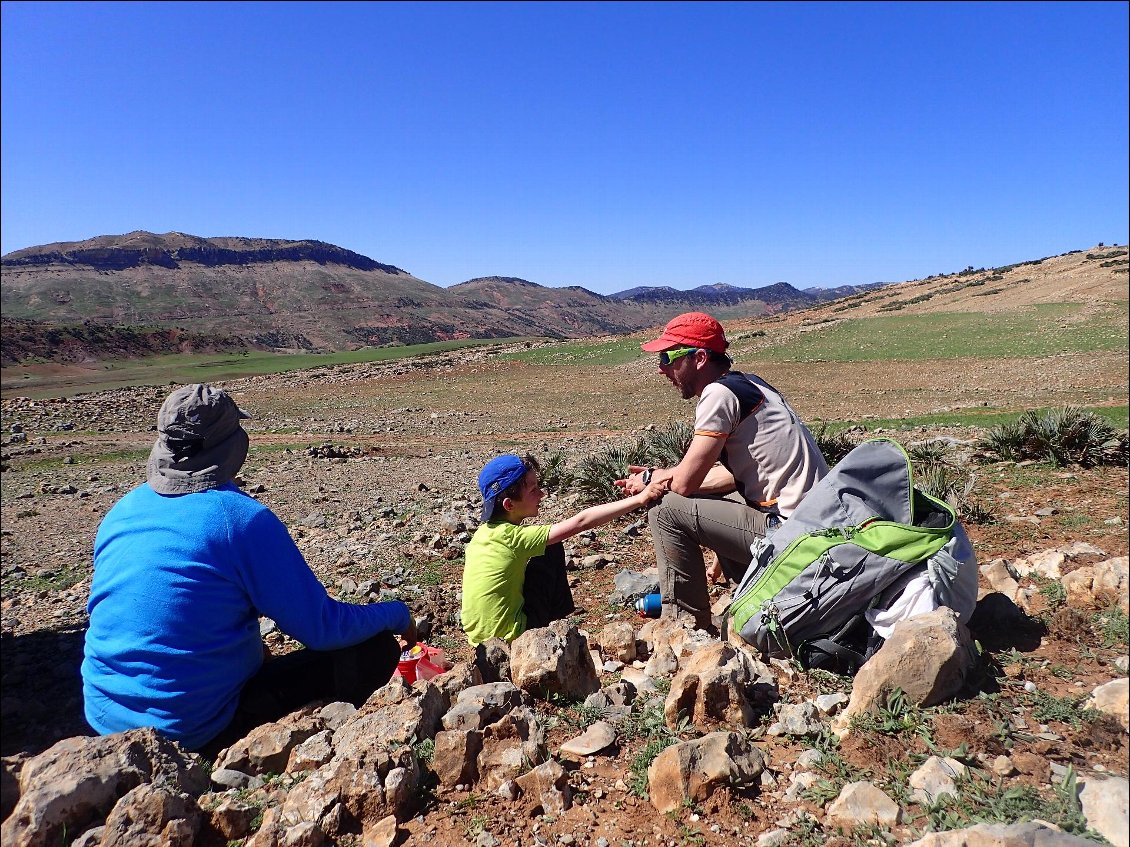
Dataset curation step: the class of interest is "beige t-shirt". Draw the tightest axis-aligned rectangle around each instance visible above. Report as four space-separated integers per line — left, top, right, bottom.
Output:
695 371 828 516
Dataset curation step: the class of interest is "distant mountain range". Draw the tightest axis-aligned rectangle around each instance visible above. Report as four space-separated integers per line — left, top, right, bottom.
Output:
0 231 885 364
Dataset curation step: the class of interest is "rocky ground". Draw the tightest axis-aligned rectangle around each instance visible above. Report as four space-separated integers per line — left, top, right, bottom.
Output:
1 339 1128 847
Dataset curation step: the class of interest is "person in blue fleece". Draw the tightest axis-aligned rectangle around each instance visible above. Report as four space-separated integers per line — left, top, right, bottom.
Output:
82 383 416 754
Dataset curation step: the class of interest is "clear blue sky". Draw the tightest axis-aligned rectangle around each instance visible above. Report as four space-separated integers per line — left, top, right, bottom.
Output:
2 1 1127 294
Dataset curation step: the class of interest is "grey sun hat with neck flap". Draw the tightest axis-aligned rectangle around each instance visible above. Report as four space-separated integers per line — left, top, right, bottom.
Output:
146 383 251 495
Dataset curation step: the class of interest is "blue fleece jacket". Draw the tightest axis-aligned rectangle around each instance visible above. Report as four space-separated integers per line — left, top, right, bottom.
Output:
81 482 410 750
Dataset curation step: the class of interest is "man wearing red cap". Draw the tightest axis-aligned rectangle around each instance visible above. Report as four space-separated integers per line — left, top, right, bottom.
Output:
616 312 828 633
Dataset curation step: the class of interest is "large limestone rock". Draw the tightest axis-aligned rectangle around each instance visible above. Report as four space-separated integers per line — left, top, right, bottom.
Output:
646 731 764 814
97 783 200 847
510 621 600 701
214 706 325 775
825 780 901 828
426 662 483 713
334 684 444 756
476 707 546 791
596 621 638 664
841 608 977 725
472 638 512 684
1078 775 1129 847
513 759 571 815
1065 557 1130 614
1086 678 1129 732
904 821 1097 846
664 641 776 730
1 728 206 847
440 682 529 732
279 745 419 831
908 756 966 805
431 729 484 787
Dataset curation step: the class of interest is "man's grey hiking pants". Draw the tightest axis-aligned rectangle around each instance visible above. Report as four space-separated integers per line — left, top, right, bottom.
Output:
649 491 777 632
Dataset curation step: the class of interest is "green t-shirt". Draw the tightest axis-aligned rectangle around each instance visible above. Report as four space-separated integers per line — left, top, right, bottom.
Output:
461 520 551 647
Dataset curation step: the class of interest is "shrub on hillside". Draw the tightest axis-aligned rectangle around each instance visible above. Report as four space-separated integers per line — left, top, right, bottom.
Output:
567 421 694 505
979 406 1128 468
910 441 996 525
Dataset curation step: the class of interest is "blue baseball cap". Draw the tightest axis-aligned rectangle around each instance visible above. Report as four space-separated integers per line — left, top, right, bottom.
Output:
478 454 529 522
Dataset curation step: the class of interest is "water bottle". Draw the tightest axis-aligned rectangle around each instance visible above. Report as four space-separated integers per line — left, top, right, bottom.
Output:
634 593 661 618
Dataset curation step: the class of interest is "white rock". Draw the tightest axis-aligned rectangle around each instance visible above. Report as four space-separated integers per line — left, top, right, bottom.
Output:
1079 776 1129 847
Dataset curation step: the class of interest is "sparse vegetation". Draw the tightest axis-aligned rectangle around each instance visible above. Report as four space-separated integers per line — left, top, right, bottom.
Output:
1093 606 1129 649
552 420 694 505
979 406 1129 468
924 768 1098 838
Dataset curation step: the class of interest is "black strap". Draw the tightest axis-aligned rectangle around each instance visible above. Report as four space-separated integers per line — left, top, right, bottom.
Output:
800 638 867 675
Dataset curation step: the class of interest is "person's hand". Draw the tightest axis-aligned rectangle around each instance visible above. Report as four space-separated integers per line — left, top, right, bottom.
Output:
614 465 649 497
705 556 725 585
638 479 667 505
399 618 418 650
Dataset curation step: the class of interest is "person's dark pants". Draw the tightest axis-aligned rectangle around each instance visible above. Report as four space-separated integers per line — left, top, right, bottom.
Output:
199 630 401 759
522 542 576 629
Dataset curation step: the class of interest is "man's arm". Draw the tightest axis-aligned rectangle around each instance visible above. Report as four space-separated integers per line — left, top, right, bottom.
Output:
617 434 731 497
658 433 728 495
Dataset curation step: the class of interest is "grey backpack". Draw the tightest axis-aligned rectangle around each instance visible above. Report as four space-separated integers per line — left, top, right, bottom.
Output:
728 438 976 673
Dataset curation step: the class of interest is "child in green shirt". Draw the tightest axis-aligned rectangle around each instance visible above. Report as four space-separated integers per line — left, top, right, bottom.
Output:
461 453 665 646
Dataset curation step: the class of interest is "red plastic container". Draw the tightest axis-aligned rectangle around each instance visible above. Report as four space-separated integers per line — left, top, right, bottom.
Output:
394 644 448 683
397 656 420 683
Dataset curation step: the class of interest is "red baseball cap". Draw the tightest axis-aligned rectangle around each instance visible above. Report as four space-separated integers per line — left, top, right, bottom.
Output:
640 312 729 353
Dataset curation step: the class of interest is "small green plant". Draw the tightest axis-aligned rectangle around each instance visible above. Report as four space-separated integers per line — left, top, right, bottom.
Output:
907 439 951 466
979 406 1129 467
563 701 607 730
565 420 695 505
645 419 695 467
463 813 489 838
537 449 573 492
1036 578 1067 613
413 737 434 765
913 462 996 525
1023 689 1102 729
1093 606 1129 649
849 688 934 744
620 693 690 799
628 734 678 799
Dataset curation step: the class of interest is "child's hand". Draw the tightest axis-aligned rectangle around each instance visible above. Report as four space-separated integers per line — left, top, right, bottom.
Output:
638 479 667 505
614 465 649 496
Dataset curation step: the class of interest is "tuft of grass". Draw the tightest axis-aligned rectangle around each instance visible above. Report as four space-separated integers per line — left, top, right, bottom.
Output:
628 735 678 800
913 464 996 526
1036 579 1067 614
979 406 1129 468
413 737 435 765
619 693 690 799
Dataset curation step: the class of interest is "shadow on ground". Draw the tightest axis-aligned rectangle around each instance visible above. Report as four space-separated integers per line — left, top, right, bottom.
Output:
1 626 92 757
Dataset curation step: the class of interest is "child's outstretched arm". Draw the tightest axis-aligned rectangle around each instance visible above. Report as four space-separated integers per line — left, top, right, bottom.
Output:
547 480 666 545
